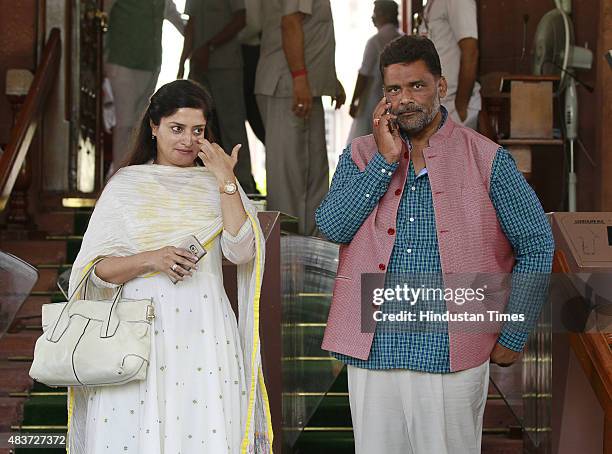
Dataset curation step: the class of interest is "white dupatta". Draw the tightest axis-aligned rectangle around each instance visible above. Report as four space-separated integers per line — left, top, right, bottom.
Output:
66 164 273 453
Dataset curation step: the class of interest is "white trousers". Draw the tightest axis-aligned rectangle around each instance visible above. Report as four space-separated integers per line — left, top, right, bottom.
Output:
347 361 489 454
256 95 329 236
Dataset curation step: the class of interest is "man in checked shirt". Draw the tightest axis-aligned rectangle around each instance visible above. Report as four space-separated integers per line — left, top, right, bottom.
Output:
315 35 554 454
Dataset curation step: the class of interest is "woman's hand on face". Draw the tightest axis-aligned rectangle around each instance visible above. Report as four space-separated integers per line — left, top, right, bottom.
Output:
145 246 199 283
197 139 240 184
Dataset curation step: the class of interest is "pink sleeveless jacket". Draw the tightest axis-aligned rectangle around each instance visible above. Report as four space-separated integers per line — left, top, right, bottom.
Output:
321 116 515 372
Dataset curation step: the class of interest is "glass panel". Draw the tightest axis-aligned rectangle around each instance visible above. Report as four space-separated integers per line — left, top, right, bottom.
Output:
281 235 343 448
0 251 38 338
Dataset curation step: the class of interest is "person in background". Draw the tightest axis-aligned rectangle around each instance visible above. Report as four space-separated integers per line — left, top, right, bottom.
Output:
239 0 266 144
179 0 258 194
104 0 184 175
347 0 401 143
255 0 346 236
418 0 481 129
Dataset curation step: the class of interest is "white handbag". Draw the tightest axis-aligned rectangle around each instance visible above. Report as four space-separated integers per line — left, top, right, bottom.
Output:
29 262 155 387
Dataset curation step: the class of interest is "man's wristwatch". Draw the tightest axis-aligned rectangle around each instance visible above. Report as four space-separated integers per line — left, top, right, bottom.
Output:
219 179 238 195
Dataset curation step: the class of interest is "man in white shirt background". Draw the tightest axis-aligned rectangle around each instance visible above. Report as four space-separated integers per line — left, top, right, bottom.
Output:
255 0 345 236
418 0 480 130
347 0 402 143
179 0 258 194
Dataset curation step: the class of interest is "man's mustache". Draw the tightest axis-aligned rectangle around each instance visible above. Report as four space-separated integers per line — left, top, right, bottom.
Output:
392 106 425 115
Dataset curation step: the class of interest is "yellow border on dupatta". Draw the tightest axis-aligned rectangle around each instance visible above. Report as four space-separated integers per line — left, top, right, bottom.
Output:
240 212 273 453
259 366 274 446
66 387 73 453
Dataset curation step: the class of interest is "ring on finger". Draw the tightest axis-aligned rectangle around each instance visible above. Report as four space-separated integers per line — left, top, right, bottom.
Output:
171 263 178 272
373 118 381 127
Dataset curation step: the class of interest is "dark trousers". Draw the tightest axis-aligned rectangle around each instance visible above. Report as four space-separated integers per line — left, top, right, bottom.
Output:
241 44 265 144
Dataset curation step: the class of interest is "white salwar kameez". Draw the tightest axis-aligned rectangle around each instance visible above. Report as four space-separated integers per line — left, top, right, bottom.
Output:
84 221 253 453
66 164 273 454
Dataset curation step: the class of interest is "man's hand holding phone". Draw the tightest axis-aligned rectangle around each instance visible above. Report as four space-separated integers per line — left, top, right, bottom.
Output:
372 97 403 165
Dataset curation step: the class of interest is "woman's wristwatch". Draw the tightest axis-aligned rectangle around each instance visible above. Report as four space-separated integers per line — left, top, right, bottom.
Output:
219 178 238 195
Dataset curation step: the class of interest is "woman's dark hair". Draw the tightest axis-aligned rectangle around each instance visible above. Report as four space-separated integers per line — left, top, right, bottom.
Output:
379 35 442 79
121 79 215 168
374 0 399 27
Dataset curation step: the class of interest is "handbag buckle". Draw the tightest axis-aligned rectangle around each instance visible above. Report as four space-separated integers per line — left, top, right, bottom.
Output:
146 305 155 322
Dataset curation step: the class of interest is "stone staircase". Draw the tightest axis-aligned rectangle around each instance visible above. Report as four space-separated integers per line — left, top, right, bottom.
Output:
1 208 525 453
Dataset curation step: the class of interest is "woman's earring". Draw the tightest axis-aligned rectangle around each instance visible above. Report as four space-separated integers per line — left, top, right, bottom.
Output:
152 134 156 140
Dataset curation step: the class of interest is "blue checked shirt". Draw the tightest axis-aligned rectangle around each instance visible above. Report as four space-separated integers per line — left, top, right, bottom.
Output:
315 113 554 373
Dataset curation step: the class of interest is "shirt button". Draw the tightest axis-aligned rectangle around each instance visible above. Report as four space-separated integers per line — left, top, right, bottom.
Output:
381 168 387 173
365 193 370 198
387 228 395 235
388 171 393 176
409 217 415 222
407 248 412 254
394 189 401 196
411 186 416 191
378 263 386 271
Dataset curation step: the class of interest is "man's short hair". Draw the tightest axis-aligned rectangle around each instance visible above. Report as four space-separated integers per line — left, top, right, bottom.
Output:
379 35 442 79
374 0 399 27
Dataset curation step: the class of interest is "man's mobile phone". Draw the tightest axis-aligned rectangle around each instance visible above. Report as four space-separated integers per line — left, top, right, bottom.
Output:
170 235 207 284
385 106 399 132
382 89 398 132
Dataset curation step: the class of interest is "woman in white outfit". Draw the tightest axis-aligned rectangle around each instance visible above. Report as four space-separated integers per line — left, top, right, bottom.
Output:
67 80 273 453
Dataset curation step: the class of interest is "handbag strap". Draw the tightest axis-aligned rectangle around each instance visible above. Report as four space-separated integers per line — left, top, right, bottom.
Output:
47 257 125 342
67 257 107 302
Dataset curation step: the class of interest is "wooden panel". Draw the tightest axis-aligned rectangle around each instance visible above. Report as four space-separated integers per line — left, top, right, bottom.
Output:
507 145 532 175
0 30 61 212
573 0 602 212
0 0 38 145
595 0 612 211
509 80 553 138
478 0 553 75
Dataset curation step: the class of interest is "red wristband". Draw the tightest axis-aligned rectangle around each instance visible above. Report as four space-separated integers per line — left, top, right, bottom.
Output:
291 68 308 79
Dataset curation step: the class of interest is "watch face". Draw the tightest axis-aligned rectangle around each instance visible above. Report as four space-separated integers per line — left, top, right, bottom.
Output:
224 182 237 194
